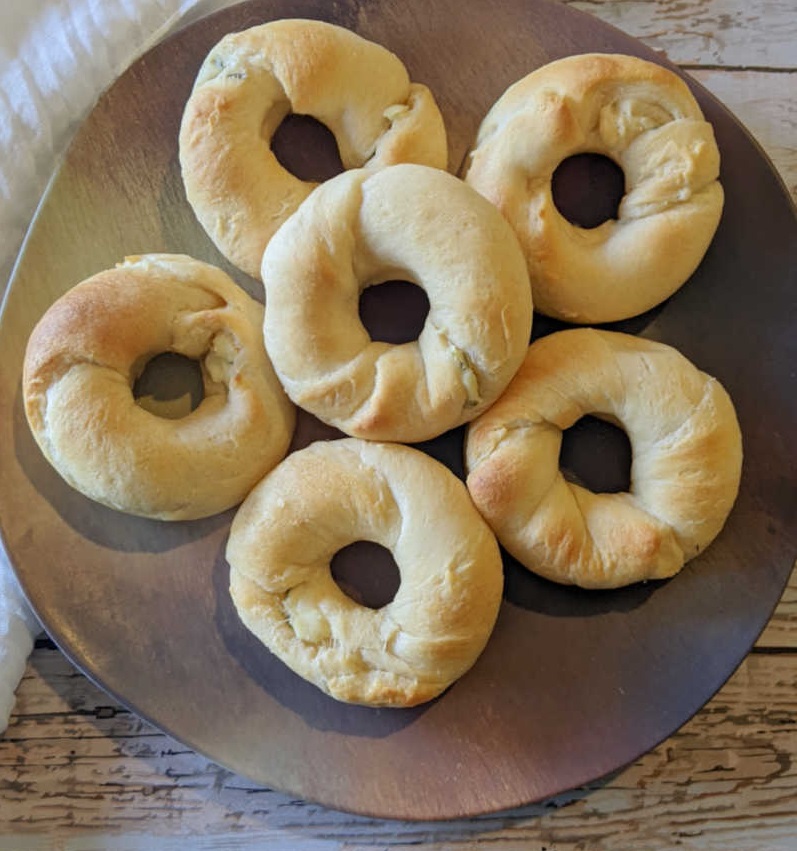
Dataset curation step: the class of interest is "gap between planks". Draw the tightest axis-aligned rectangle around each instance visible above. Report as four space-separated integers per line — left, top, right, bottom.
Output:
0 646 794 846
561 0 797 69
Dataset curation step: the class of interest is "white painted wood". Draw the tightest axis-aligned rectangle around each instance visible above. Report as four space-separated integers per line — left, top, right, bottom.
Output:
563 0 797 68
691 69 797 198
760 563 797 648
1 647 795 848
0 0 795 846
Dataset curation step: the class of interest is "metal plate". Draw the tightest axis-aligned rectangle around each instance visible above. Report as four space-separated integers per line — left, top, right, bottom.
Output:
1 0 795 820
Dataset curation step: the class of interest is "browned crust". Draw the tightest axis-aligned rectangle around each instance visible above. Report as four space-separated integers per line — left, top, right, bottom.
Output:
464 53 724 323
22 254 295 520
465 329 743 589
261 164 533 443
227 439 504 707
179 19 448 279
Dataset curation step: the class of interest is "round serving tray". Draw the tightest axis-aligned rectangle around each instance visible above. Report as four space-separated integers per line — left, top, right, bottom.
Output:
0 0 795 820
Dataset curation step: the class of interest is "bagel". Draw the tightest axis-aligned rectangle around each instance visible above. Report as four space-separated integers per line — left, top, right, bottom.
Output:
227 438 504 707
22 254 295 520
464 53 724 323
261 163 533 443
465 329 742 589
179 18 448 279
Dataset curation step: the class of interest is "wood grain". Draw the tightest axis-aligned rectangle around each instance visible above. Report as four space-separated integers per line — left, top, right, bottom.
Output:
563 0 797 68
5 0 794 822
561 3 797 657
759 566 797 649
1 0 795 845
1 641 795 848
691 69 797 198
559 3 797 198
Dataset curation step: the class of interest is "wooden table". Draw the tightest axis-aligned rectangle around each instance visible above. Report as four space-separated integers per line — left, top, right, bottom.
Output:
1 0 795 847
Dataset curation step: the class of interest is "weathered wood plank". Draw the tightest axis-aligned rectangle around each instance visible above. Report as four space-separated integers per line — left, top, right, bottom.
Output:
690 69 797 200
557 4 797 200
568 0 797 659
562 0 797 68
759 562 797 649
0 1 794 847
1 646 795 848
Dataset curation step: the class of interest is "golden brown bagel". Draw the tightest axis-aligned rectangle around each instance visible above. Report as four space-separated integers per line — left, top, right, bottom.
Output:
227 438 504 707
179 18 448 279
464 53 724 323
261 163 533 443
465 329 742 589
23 254 295 520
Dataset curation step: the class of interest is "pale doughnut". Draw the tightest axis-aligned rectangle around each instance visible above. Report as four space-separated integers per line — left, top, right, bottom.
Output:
465 329 742 589
179 18 448 279
262 163 533 443
464 53 724 323
23 255 295 520
227 438 504 707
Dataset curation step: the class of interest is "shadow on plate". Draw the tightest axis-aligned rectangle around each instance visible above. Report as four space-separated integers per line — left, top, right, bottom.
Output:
13 383 231 553
502 550 663 617
531 300 668 342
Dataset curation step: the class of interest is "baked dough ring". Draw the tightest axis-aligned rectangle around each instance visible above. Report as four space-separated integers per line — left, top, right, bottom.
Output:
262 163 533 443
464 53 724 323
179 18 448 279
227 438 504 707
23 255 295 520
465 329 742 589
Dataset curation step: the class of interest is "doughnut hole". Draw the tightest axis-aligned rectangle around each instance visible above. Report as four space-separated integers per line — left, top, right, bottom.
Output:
358 280 431 344
551 153 626 229
559 415 632 493
330 541 401 610
133 352 204 419
270 113 345 183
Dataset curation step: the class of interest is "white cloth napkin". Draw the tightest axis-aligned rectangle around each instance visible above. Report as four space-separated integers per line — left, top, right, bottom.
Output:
0 0 228 734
